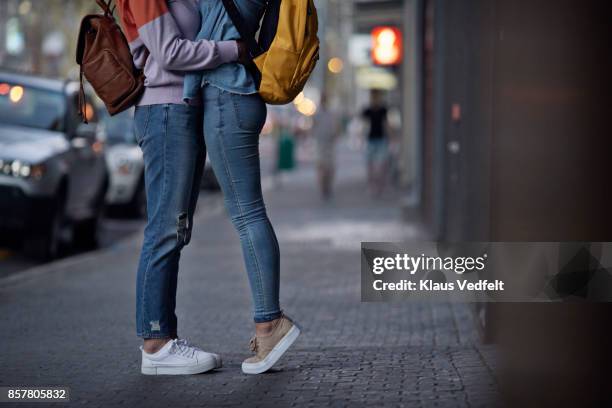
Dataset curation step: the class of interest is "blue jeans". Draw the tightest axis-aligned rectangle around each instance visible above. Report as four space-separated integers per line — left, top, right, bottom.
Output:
134 104 205 338
366 138 389 164
202 85 281 324
134 92 281 339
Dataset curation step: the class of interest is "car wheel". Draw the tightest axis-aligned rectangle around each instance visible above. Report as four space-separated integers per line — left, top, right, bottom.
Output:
73 211 101 250
23 195 64 261
74 175 107 250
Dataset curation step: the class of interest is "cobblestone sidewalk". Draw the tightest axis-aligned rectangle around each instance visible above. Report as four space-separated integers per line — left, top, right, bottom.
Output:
0 147 498 407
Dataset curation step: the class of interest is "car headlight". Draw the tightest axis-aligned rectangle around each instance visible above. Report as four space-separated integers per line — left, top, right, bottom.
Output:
0 159 45 180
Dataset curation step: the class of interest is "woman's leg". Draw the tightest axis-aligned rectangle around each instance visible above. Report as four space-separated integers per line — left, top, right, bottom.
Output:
134 104 204 348
202 86 281 325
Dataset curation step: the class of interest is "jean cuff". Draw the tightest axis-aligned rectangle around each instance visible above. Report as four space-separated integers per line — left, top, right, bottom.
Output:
137 331 177 340
254 310 283 323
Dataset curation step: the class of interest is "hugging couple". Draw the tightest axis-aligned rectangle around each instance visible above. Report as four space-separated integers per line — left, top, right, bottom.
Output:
116 0 299 375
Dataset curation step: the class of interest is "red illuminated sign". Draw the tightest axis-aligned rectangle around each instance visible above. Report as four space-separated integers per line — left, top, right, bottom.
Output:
371 26 402 66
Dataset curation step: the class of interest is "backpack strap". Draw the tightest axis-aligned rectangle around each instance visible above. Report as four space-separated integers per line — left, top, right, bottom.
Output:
221 0 264 58
96 0 115 17
78 70 88 124
258 0 281 52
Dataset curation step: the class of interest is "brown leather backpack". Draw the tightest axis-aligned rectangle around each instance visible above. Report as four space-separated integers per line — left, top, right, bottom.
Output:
76 0 145 122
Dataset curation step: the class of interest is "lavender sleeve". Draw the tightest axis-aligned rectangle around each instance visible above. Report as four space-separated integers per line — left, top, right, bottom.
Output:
137 12 238 71
183 10 209 103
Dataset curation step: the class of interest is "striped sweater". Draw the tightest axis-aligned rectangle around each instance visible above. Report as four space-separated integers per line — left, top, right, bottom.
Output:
116 0 238 105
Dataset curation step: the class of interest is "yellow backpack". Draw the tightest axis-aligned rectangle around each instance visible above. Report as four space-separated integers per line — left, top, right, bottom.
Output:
222 0 320 105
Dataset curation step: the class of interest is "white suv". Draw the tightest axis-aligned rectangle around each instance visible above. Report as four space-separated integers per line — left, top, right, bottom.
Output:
101 109 146 218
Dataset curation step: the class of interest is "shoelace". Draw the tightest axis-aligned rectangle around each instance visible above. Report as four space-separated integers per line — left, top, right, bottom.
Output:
249 336 258 353
176 338 202 351
248 316 287 354
169 339 196 358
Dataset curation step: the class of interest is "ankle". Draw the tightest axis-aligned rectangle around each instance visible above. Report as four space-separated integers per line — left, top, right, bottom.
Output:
255 318 281 337
143 338 171 354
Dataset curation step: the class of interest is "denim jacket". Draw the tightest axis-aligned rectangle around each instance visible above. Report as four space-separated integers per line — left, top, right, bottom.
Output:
183 0 266 101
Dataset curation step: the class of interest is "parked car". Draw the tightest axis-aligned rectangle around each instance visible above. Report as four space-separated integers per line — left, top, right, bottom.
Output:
0 72 108 260
101 109 146 217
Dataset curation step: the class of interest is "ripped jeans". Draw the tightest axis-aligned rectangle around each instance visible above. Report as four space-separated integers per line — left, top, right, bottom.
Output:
134 104 205 339
133 97 282 339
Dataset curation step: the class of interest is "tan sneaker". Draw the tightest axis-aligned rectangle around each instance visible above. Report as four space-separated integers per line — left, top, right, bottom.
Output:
241 315 301 374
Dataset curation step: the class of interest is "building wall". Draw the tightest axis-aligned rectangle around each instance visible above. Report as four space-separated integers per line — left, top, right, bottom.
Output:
423 0 612 241
422 2 612 405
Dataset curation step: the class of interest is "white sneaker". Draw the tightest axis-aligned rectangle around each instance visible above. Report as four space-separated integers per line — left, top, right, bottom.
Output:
176 338 222 369
140 339 218 375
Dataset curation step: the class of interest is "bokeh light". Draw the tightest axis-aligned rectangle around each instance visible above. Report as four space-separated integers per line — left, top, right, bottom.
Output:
9 86 24 103
371 26 402 65
328 57 344 74
295 97 317 116
293 91 305 105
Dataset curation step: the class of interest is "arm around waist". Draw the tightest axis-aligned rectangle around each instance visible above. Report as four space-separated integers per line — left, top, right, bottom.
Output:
120 0 238 71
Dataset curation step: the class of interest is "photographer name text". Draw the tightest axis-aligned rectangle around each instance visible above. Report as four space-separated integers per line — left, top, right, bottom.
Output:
373 279 504 292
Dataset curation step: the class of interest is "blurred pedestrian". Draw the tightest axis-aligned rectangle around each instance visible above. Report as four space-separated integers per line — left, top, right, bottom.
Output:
312 93 340 200
362 89 392 195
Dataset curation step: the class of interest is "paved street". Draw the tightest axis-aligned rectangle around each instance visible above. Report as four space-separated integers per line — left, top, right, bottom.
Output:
0 142 498 407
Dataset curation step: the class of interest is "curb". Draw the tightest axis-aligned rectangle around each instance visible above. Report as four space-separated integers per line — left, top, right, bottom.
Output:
0 192 227 290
